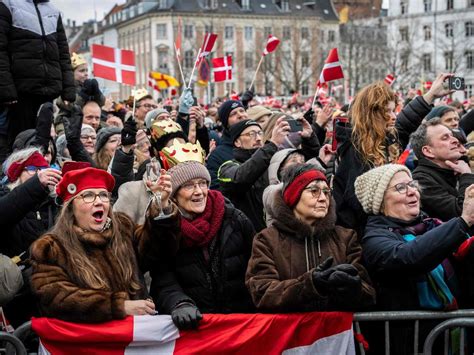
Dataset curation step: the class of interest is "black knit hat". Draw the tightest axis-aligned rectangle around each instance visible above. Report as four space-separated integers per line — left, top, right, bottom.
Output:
425 105 455 121
229 119 261 143
218 100 244 129
95 127 122 152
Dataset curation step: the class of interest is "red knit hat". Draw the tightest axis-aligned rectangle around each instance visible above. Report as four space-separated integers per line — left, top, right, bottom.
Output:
283 170 327 208
56 167 115 203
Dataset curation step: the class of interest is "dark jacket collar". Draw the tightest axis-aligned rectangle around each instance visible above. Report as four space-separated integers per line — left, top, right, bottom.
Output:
416 157 456 178
365 213 427 231
233 147 258 163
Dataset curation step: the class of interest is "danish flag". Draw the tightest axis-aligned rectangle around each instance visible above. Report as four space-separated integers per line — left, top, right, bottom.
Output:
317 48 344 87
91 44 136 86
384 74 396 86
212 56 232 82
197 33 218 64
263 34 280 56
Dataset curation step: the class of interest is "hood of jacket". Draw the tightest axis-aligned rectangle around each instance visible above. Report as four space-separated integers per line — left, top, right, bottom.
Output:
267 148 298 185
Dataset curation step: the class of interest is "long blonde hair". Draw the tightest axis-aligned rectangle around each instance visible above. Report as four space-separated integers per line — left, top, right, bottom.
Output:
350 81 398 166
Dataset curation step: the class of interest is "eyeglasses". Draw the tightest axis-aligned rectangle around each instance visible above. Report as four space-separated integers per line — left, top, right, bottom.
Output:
240 130 264 140
387 180 419 194
181 180 209 192
24 166 47 174
303 186 332 199
78 191 111 204
139 104 158 110
80 135 97 141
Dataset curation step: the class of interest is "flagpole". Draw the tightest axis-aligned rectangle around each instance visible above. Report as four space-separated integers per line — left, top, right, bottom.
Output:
188 48 202 89
174 42 186 87
311 85 321 108
131 86 137 119
248 55 264 91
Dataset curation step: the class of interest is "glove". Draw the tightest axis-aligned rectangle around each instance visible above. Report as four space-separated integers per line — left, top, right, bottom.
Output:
171 304 203 330
303 108 315 125
179 88 194 114
241 89 254 109
63 104 84 141
35 103 54 149
329 271 363 308
79 79 101 102
121 119 137 146
312 257 335 294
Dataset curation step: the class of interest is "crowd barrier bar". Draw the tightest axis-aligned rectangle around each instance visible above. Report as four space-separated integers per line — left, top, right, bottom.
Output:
422 318 474 355
0 331 26 355
353 310 474 355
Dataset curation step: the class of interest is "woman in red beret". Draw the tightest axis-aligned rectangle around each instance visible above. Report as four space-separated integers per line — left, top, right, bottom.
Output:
29 166 179 323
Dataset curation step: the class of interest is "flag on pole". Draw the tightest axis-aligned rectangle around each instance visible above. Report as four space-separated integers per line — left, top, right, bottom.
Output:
149 71 180 89
197 33 218 64
384 74 396 86
197 58 211 86
148 75 160 92
262 34 280 56
91 44 136 86
32 313 355 355
212 56 232 82
175 17 182 62
317 48 344 87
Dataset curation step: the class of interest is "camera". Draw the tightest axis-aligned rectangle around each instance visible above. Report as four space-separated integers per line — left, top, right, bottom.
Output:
448 77 465 91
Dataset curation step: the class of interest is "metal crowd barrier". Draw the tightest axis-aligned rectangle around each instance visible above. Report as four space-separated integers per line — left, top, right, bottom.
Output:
0 331 26 355
353 309 474 355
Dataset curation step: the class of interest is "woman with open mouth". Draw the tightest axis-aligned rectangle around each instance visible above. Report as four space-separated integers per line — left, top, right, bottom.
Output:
29 165 179 323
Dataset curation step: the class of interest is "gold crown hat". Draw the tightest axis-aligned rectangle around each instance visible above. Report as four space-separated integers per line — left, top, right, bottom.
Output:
132 88 151 102
150 119 183 141
71 52 87 70
161 139 206 167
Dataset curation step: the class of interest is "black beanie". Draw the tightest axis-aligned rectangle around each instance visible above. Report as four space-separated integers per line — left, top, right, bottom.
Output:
229 120 261 143
425 105 455 121
218 100 244 129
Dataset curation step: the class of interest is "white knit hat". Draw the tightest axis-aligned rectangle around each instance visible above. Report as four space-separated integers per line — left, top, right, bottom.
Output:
354 164 411 215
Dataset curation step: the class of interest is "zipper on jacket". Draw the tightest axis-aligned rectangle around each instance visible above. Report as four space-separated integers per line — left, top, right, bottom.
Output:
33 1 49 90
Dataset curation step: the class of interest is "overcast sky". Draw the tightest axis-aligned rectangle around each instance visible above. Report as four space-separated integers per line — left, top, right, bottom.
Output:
56 0 390 25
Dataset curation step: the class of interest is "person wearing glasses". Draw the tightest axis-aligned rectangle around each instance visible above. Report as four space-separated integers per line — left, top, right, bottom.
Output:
246 163 375 312
149 161 256 330
133 91 158 129
30 166 179 323
355 164 474 354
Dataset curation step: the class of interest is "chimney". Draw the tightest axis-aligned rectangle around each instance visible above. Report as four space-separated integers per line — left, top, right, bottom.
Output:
67 19 71 27
72 20 76 29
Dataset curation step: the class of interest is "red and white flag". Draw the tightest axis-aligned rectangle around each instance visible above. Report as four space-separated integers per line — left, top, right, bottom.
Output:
263 34 280 56
212 56 232 82
317 48 344 87
175 17 182 62
33 313 355 355
384 74 396 86
91 44 136 86
148 74 160 93
197 33 217 63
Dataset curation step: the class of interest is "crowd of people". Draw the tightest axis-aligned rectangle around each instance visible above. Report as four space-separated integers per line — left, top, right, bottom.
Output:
1 3 474 353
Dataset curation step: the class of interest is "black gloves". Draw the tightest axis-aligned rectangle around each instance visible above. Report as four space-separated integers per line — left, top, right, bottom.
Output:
79 79 102 103
240 89 254 109
171 304 202 330
63 104 83 141
121 119 137 146
33 102 54 153
303 108 315 125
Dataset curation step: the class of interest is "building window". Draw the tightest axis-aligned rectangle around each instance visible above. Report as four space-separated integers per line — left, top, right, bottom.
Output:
467 85 473 99
244 26 253 40
447 0 454 10
466 22 474 37
301 52 309 67
400 26 409 41
264 26 272 38
184 50 194 68
241 0 250 10
301 27 310 40
205 25 213 34
225 26 233 39
423 25 431 40
157 0 168 8
328 30 335 42
424 0 432 12
156 24 167 39
184 25 193 38
466 50 474 69
401 53 409 71
301 81 309 96
157 48 168 70
245 51 253 69
276 0 289 11
283 26 291 40
445 23 453 37
444 51 454 71
203 0 218 9
470 0 474 7
422 53 431 72
400 0 407 14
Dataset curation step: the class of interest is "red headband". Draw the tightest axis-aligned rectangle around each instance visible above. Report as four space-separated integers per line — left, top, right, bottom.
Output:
6 152 49 182
283 170 327 208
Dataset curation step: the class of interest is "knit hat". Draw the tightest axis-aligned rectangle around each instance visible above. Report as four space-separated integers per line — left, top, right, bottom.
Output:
167 161 211 197
136 129 149 147
218 100 244 129
229 119 261 143
145 108 170 129
282 169 327 208
56 167 115 203
354 164 411 215
95 127 122 153
425 105 455 121
247 105 272 122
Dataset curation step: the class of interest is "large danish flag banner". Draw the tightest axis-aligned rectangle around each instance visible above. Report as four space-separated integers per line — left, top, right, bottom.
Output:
33 313 355 355
91 44 136 86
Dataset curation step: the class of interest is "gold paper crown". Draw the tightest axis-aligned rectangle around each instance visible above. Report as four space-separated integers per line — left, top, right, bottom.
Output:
132 88 150 102
150 119 183 141
161 139 205 167
71 52 87 70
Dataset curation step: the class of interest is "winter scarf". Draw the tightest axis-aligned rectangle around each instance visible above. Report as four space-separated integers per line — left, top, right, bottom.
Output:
180 190 226 248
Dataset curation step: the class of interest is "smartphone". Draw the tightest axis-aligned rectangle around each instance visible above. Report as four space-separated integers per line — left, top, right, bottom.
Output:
332 116 349 151
285 118 303 132
163 105 172 113
448 77 465 91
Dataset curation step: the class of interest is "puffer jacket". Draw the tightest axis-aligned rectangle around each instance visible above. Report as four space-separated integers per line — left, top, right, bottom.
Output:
150 199 256 314
0 0 75 102
246 190 375 312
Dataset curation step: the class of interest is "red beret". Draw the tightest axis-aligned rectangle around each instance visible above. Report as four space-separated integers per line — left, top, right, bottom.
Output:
56 167 115 203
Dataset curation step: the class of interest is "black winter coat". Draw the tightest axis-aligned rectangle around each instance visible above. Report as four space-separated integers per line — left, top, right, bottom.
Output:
333 96 432 235
362 214 468 311
0 0 75 102
206 131 233 189
412 158 474 221
0 175 58 257
150 201 256 314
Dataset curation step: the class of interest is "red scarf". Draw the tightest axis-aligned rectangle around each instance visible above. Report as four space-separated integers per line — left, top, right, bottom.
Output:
181 190 226 248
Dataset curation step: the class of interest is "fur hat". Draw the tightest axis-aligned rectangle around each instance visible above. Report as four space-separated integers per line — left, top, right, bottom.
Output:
247 105 272 122
218 100 244 129
167 161 211 197
95 127 122 153
354 164 411 215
